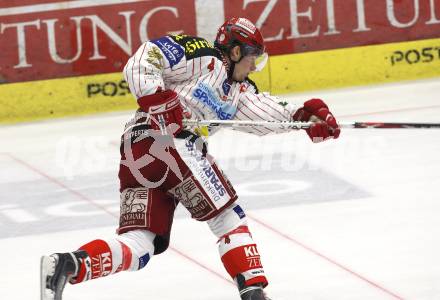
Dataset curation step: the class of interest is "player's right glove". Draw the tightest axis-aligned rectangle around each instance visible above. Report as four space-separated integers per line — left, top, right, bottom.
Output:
137 90 183 136
292 98 340 143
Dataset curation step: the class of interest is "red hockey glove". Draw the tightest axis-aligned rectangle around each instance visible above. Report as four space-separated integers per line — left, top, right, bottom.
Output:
137 90 183 136
292 98 340 143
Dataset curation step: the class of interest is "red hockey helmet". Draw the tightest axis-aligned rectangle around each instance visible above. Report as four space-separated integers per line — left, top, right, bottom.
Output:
215 17 265 58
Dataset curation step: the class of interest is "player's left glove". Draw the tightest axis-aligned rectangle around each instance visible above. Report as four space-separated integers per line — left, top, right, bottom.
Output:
137 90 183 136
292 98 340 143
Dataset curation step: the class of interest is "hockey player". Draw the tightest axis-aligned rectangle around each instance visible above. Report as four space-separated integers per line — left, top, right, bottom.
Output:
41 17 340 300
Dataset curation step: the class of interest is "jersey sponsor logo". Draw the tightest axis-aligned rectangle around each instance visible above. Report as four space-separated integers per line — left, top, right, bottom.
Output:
185 139 227 201
119 188 148 229
151 37 184 68
172 177 214 219
170 35 220 60
192 82 236 120
203 164 226 197
185 38 213 55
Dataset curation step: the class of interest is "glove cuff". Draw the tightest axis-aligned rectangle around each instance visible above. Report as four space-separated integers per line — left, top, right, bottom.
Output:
291 107 311 122
137 90 183 136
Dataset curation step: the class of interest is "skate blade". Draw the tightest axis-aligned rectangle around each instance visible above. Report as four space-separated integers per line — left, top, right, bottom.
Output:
40 255 56 300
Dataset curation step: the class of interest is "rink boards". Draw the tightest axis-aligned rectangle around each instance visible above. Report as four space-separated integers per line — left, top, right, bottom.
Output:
1 0 440 123
252 37 440 93
1 37 439 123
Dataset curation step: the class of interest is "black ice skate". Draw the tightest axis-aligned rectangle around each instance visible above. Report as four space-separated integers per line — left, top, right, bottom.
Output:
40 251 87 300
237 274 272 300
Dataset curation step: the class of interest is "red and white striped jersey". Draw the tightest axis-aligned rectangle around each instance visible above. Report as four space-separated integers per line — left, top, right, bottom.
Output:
123 34 299 136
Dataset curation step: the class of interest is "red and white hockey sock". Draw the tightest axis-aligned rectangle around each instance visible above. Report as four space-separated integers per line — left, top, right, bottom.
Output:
70 238 131 284
71 230 155 284
219 226 268 288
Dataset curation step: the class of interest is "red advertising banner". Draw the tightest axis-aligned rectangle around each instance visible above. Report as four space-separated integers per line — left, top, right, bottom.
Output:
224 0 440 55
0 0 63 8
1 0 440 84
0 0 196 83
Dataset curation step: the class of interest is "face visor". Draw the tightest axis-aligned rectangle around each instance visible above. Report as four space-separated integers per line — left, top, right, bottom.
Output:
241 44 268 72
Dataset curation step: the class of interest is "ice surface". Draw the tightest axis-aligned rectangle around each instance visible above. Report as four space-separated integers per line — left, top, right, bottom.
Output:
1 78 439 299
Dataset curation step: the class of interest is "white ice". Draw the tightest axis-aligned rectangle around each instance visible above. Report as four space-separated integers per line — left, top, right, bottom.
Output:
1 78 439 300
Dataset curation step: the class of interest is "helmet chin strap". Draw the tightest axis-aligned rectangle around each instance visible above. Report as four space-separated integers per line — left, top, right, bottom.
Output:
227 48 245 82
227 58 236 82
216 45 245 82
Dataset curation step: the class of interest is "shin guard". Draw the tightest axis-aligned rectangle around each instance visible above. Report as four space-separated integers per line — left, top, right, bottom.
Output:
71 238 132 284
219 226 268 288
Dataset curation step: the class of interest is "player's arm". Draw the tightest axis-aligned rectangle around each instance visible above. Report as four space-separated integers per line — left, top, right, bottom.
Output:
123 41 167 99
233 90 297 136
122 39 185 135
234 86 340 142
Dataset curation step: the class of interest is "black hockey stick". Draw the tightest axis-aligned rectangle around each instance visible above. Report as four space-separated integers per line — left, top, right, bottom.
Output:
347 122 440 129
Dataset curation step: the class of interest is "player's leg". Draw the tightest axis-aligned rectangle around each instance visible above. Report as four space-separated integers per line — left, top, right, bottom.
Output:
71 228 156 283
207 204 270 300
41 185 177 299
41 90 184 299
40 229 155 300
168 132 270 298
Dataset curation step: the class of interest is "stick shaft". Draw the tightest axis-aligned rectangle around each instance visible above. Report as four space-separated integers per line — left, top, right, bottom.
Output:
350 122 440 129
183 119 440 129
